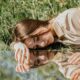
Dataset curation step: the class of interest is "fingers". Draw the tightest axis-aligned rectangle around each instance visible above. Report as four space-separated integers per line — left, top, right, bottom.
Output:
23 64 30 72
16 49 23 64
68 53 77 63
15 48 23 64
16 64 30 73
21 46 26 64
14 42 31 73
71 73 79 80
72 57 80 65
68 52 80 64
16 45 30 65
16 65 22 73
24 45 30 64
71 69 80 80
15 48 20 61
58 52 80 66
19 49 23 64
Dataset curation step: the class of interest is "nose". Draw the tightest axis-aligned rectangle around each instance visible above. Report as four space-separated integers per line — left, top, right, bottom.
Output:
39 41 45 47
36 41 47 48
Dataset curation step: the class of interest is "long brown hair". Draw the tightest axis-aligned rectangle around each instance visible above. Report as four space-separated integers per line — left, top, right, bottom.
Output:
13 19 49 42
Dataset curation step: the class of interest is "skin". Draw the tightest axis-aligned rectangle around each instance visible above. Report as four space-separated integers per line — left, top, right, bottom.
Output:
71 68 80 80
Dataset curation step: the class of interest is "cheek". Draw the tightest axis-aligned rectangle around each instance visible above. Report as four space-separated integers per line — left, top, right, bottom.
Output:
24 39 35 48
41 32 54 44
48 33 54 44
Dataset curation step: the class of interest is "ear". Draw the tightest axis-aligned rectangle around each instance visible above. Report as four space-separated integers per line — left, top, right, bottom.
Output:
30 27 49 36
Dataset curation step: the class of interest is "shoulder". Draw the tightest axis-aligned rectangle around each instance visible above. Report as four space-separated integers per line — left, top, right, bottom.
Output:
49 8 78 22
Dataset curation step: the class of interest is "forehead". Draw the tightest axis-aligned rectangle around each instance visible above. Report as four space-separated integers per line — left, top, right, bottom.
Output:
29 27 49 36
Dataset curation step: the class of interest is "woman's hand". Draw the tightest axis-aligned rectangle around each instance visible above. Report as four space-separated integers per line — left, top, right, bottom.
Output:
59 52 80 67
68 52 80 65
71 69 80 80
67 52 80 80
59 52 80 80
14 42 30 73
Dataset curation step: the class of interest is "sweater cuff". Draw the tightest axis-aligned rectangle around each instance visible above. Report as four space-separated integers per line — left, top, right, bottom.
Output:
51 21 64 39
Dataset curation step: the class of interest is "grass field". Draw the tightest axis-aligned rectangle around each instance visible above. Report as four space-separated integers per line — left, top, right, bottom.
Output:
0 0 80 80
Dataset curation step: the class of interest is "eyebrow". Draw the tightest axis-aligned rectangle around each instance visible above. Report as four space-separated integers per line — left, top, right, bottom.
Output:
29 29 51 37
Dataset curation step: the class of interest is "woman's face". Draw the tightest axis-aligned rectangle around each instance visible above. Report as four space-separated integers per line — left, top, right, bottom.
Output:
24 27 54 49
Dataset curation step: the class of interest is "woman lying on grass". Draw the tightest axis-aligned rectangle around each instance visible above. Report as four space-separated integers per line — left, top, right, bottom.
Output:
12 7 80 80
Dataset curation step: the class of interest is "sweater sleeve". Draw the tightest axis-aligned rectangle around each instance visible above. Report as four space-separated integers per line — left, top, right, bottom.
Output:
50 8 76 39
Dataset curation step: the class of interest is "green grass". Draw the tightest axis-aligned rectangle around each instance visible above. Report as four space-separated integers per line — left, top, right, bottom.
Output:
1 1 79 80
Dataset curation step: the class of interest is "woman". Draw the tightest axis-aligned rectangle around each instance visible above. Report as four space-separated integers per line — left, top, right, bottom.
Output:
13 7 80 79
